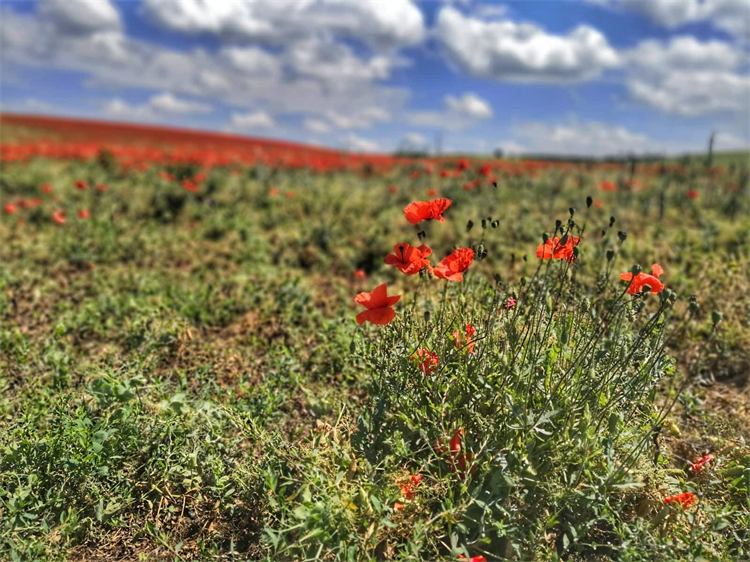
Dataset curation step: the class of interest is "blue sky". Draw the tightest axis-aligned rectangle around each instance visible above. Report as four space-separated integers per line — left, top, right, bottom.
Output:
1 0 748 156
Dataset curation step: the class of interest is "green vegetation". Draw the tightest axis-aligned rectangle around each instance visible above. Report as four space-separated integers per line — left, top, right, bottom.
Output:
1 154 749 561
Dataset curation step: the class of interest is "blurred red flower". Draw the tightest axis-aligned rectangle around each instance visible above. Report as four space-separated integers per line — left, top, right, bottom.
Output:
385 243 433 275
620 263 664 295
453 323 476 354
96 183 107 192
600 180 617 192
75 180 87 190
426 188 438 197
77 209 90 219
412 348 438 375
3 203 17 215
353 269 366 279
687 190 699 199
664 492 697 507
404 198 452 225
434 248 474 281
181 179 199 192
52 210 66 224
354 283 400 325
536 236 579 262
41 183 53 194
691 453 713 473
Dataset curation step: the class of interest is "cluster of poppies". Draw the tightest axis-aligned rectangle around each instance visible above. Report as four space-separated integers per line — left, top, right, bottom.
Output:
355 198 476 326
1 181 96 225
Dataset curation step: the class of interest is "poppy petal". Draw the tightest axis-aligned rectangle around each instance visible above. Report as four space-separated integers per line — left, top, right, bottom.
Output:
357 307 396 325
652 263 664 278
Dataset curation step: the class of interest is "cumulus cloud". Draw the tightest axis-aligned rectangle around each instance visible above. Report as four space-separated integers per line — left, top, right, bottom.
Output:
623 36 750 116
141 0 426 50
436 6 619 82
303 118 332 134
229 111 276 129
409 92 494 130
586 0 750 41
344 133 380 153
38 0 121 35
102 92 212 121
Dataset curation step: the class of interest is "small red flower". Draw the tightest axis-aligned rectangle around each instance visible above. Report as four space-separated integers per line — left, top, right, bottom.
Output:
77 209 90 219
268 187 280 197
353 269 366 279
437 427 476 476
426 188 438 197
52 210 66 224
620 263 665 295
687 190 699 200
664 492 697 508
394 502 405 511
458 555 487 562
600 180 617 192
3 203 17 215
536 236 580 262
404 198 452 225
385 243 433 275
505 297 517 309
691 453 714 473
96 183 107 192
285 191 296 199
181 179 199 192
354 283 400 325
41 183 53 194
412 348 438 374
453 323 476 354
388 185 398 195
398 473 422 500
433 248 474 281
74 180 87 190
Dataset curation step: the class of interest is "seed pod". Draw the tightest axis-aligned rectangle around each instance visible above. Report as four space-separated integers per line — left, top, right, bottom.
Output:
712 311 723 326
618 231 627 243
609 216 616 227
606 250 615 262
467 220 474 232
586 196 593 208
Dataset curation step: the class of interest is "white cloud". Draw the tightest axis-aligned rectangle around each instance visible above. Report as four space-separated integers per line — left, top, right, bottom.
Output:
229 111 276 129
623 36 750 116
38 0 121 35
507 119 669 156
303 118 332 133
409 92 494 130
497 140 526 155
436 6 619 83
141 0 426 49
102 93 212 121
714 132 750 150
344 133 380 152
403 132 429 146
587 0 750 41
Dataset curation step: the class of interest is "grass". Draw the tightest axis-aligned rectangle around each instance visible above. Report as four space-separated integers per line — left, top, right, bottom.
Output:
0 147 749 561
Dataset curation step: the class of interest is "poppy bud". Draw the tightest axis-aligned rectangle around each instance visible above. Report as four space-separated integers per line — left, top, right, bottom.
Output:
494 273 502 285
586 196 593 208
467 220 474 231
542 232 550 244
631 264 643 276
712 311 723 326
601 229 607 237
481 219 487 229
522 254 527 262
618 231 627 243
606 250 615 262
555 219 562 231
569 207 575 217
424 311 430 323
560 234 569 246
688 296 699 316
572 246 579 258
609 216 616 227
417 230 426 240
491 220 499 228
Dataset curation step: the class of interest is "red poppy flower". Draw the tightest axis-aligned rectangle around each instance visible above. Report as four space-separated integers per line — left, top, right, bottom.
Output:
426 188 438 197
620 263 664 295
600 180 617 192
691 453 714 473
536 236 580 263
404 198 452 225
159 171 176 182
181 179 199 192
434 248 474 281
388 185 398 194
41 183 53 194
3 203 17 214
385 243 433 275
458 556 487 562
453 323 476 354
353 269 366 279
96 183 107 192
74 180 87 190
687 190 699 200
354 283 400 325
52 210 66 224
268 187 280 197
412 348 438 374
398 473 422 500
193 173 207 183
664 492 697 507
394 502 405 511
285 191 296 199
77 209 90 219
505 297 517 310
437 427 476 476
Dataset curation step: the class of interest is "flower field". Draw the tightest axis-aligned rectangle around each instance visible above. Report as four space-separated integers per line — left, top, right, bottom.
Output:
1 116 749 561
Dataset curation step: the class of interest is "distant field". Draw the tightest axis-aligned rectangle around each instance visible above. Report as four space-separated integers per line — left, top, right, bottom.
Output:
1 115 749 562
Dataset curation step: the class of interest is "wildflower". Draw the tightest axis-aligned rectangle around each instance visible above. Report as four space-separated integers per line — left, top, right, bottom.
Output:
620 263 665 295
394 502 405 511
458 556 487 562
268 187 280 197
440 427 475 475
77 209 90 219
691 453 714 473
193 173 207 183
159 171 176 182
388 185 398 194
354 283 400 325
664 492 697 508
593 199 604 208
600 180 617 192
453 323 476 354
96 183 107 192
426 188 438 197
536 236 580 262
181 179 199 192
412 348 438 375
74 180 87 190
505 297 517 309
385 243 433 275
434 248 474 281
398 474 422 500
3 203 17 214
353 269 366 279
404 198 452 225
285 191 296 199
687 190 699 200
41 183 53 194
51 210 66 224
